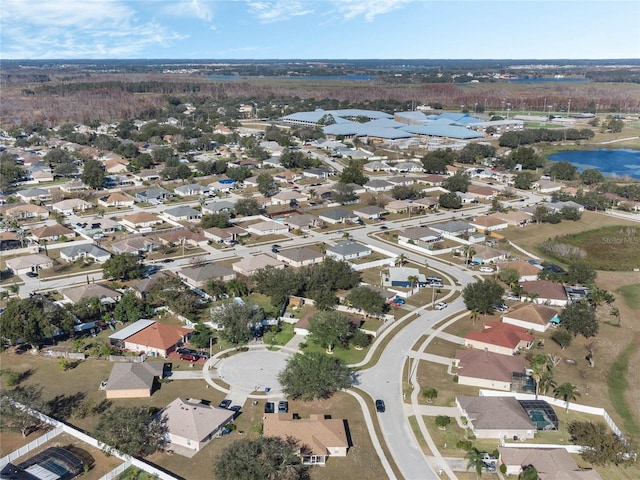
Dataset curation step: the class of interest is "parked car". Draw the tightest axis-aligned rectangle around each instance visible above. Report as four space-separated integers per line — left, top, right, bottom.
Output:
480 452 498 464
162 258 174 263
219 399 232 409
468 261 480 267
494 304 508 312
379 225 388 230
177 347 198 356
278 401 289 413
264 402 275 414
435 302 448 310
180 353 199 362
375 399 386 413
479 266 494 273
482 461 496 472
26 271 38 278
229 405 242 418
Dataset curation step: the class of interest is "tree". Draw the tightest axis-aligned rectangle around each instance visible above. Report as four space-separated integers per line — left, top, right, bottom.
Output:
234 198 261 216
551 328 573 349
438 192 462 209
421 149 455 173
351 329 372 349
257 172 278 196
519 465 540 480
435 415 451 428
0 296 73 347
253 266 300 308
462 280 504 314
82 158 105 189
568 421 635 466
339 159 369 185
442 172 470 193
94 406 166 457
112 291 148 323
497 268 520 291
560 301 598 338
189 322 216 349
567 261 597 285
465 447 484 479
462 245 476 267
53 162 78 178
214 436 309 480
278 352 353 400
308 310 352 352
345 286 386 317
549 161 577 180
210 301 263 345
422 387 438 403
102 253 145 281
580 168 604 186
201 212 230 229
514 171 536 190
0 385 47 437
0 152 26 192
554 383 581 413
332 182 357 204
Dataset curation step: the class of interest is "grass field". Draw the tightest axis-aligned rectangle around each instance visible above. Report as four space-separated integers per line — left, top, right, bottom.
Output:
616 283 640 310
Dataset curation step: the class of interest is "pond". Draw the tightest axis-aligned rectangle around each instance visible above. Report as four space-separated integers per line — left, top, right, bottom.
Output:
547 149 640 179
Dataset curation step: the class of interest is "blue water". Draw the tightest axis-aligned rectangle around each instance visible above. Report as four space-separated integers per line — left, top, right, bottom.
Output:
209 75 375 81
547 149 640 179
508 77 590 83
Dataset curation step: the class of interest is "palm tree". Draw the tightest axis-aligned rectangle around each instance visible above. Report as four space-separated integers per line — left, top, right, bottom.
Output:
539 370 557 396
519 465 540 480
225 279 248 298
407 275 419 294
462 245 476 267
465 447 484 479
395 254 407 267
554 382 581 413
422 387 438 403
610 306 621 325
342 231 351 240
308 188 317 203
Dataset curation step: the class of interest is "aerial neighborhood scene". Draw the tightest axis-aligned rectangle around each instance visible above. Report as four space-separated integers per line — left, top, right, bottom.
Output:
0 2 639 480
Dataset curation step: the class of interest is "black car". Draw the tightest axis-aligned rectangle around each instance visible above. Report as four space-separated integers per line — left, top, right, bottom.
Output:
26 271 38 278
177 347 198 356
219 399 232 409
162 258 174 263
278 401 289 414
229 405 242 418
375 399 385 413
264 402 275 414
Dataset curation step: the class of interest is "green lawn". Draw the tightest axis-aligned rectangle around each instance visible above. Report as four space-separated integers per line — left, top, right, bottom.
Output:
615 283 640 310
263 322 295 346
302 340 369 365
247 292 280 317
607 340 640 437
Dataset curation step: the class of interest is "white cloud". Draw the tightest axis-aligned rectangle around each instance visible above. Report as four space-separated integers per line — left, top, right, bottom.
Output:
163 0 215 22
331 0 413 21
0 0 186 58
247 0 315 23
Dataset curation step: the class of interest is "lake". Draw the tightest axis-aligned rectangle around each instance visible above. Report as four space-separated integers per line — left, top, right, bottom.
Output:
547 149 640 179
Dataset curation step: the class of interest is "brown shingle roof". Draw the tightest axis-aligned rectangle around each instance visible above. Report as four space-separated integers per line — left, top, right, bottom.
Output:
263 414 348 456
126 323 192 350
504 303 560 326
456 349 525 383
465 321 534 349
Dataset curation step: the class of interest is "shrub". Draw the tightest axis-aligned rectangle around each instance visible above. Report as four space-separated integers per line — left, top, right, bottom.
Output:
500 464 507 474
453 375 459 383
435 415 451 428
2 369 20 386
456 440 473 450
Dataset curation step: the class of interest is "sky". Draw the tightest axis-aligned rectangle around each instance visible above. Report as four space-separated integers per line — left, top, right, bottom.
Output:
1 0 639 60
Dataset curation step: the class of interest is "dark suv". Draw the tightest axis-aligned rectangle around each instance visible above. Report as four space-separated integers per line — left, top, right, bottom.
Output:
278 401 289 414
264 402 275 414
375 399 386 413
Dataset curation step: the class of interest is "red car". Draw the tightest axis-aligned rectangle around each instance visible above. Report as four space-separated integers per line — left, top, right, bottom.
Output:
180 353 199 362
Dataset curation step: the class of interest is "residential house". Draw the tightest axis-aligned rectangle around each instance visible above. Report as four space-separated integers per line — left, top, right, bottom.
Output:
6 204 49 221
303 168 333 180
363 160 392 172
203 226 247 244
412 196 439 209
232 254 285 276
456 396 536 440
471 244 508 264
397 226 443 245
353 205 386 220
284 213 321 231
430 220 476 237
60 179 89 193
51 198 93 216
135 188 173 205
469 216 509 234
156 229 207 247
104 157 129 174
263 413 349 465
133 169 161 182
364 179 394 192
174 183 210 197
123 322 193 358
178 263 236 288
75 217 121 237
464 321 534 356
208 179 236 193
502 303 561 333
98 192 135 208
5 254 55 275
246 220 289 236
164 206 202 223
271 190 308 206
318 209 359 225
120 212 163 230
385 199 412 214
392 162 423 173
276 247 324 268
61 283 122 305
111 237 157 254
104 362 165 399
455 349 526 392
162 398 235 453
383 267 427 288
468 185 499 200
519 280 569 306
534 179 563 194
498 447 603 480
202 200 236 215
419 174 446 186
29 224 76 242
497 260 542 282
540 200 585 214
59 244 111 263
456 192 477 204
16 187 51 203
326 240 372 261
489 210 531 227
387 176 416 187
